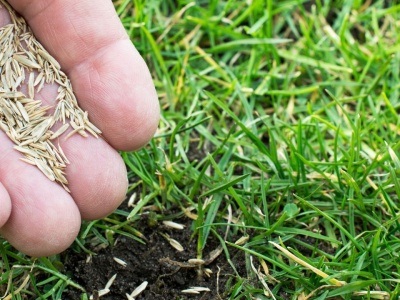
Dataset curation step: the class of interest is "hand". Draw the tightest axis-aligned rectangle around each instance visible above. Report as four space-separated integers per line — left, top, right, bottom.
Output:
0 0 159 256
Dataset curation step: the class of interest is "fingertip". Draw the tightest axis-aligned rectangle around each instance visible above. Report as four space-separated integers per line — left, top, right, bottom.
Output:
0 182 11 228
62 135 128 220
112 45 160 151
1 201 81 257
110 82 160 151
0 181 81 257
71 41 160 152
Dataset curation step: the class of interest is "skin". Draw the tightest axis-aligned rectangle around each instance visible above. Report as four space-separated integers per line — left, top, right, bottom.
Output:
0 0 160 257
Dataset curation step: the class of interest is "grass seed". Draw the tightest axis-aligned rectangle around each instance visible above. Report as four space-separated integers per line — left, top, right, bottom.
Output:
0 0 101 191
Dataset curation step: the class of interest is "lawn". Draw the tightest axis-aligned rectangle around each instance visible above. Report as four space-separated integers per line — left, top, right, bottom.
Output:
2 0 400 299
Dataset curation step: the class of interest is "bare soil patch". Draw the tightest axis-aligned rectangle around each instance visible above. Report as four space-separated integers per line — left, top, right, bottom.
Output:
62 214 244 299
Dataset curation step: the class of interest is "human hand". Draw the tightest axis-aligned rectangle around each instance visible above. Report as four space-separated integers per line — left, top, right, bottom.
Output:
0 0 159 257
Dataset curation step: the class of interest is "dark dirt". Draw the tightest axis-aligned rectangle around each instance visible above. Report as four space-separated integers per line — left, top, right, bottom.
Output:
62 215 245 300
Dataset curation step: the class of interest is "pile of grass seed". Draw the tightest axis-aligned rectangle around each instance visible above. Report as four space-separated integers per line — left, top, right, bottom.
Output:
0 0 100 191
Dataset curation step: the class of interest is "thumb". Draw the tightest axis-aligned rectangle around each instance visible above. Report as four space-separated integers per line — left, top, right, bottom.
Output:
0 181 11 228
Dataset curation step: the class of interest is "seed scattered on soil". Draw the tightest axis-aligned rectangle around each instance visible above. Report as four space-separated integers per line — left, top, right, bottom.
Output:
113 257 127 267
187 258 205 265
160 233 184 252
0 0 101 191
125 294 135 300
234 235 249 245
89 289 110 299
127 192 137 207
162 220 185 230
168 237 184 252
129 281 148 298
204 268 213 277
104 274 117 290
181 286 211 294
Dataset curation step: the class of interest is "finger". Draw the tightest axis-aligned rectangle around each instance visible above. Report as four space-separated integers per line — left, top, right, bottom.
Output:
7 0 160 151
0 132 81 257
0 83 128 257
25 84 128 220
0 181 11 228
57 130 129 220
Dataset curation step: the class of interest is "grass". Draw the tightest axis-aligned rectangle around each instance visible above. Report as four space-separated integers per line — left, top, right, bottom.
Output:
2 0 400 299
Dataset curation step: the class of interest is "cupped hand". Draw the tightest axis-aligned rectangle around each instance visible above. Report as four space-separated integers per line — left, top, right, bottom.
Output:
0 0 159 257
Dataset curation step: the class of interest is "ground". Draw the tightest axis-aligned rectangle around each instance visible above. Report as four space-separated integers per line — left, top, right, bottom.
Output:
62 209 245 300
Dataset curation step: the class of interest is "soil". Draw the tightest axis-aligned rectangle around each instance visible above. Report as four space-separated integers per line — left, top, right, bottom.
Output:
62 214 245 300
